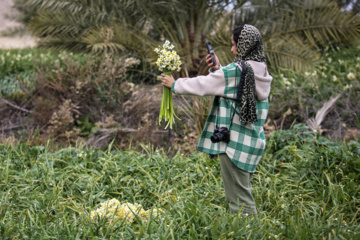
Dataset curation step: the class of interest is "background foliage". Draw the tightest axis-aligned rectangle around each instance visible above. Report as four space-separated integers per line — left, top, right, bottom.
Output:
0 48 92 99
1 42 359 148
10 0 360 75
268 45 360 139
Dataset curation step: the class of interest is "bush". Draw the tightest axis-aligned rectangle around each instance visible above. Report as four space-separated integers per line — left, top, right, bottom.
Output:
0 48 176 149
0 49 94 100
268 45 360 140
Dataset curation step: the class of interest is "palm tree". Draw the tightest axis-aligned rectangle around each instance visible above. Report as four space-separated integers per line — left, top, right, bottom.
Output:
211 0 360 71
16 0 360 74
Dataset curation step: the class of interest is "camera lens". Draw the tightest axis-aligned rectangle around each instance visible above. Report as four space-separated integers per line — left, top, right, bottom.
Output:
210 135 219 143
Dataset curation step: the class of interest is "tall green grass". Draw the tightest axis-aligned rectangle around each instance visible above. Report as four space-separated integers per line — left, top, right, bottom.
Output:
0 124 359 239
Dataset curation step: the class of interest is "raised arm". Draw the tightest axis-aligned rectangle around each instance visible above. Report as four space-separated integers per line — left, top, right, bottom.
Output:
161 51 225 96
171 69 226 96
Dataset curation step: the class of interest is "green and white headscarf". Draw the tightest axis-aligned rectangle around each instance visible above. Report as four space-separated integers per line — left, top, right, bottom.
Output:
233 24 266 125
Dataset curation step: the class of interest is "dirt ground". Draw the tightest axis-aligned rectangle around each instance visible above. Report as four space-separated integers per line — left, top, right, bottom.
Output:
0 0 37 49
0 36 37 49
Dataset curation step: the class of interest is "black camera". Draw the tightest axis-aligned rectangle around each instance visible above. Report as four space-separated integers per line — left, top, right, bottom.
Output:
205 40 217 66
211 127 230 143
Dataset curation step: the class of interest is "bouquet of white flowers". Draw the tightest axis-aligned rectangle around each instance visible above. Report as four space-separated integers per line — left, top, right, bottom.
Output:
154 40 182 129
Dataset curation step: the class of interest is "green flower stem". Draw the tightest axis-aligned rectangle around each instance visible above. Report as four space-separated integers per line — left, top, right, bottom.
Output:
159 70 177 129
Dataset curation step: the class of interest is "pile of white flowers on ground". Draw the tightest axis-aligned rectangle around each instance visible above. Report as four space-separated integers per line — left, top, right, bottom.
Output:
154 40 182 72
90 198 163 224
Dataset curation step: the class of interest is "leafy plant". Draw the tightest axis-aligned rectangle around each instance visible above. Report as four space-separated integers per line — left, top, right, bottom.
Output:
0 49 93 99
76 116 97 137
0 128 359 238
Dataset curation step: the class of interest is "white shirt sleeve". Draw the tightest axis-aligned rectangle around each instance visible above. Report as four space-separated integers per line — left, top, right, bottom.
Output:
173 69 226 96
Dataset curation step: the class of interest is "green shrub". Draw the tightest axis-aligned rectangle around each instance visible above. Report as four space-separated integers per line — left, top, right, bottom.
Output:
0 49 93 99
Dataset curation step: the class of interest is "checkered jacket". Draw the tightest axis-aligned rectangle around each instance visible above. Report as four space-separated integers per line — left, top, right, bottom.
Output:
172 62 272 172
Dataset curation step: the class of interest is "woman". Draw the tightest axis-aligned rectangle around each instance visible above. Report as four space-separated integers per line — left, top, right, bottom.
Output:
161 24 272 215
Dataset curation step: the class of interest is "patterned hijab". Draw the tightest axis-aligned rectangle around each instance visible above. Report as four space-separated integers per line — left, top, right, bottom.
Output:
233 24 266 125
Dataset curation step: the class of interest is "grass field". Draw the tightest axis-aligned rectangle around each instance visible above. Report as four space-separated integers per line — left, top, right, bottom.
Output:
0 124 359 239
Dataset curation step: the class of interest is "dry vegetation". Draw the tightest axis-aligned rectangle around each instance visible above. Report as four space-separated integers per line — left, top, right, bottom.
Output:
0 49 199 151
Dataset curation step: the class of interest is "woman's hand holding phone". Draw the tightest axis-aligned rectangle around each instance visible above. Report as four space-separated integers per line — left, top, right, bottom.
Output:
206 53 220 71
205 41 220 71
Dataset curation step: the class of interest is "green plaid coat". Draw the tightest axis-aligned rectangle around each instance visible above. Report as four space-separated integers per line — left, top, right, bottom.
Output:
172 62 271 173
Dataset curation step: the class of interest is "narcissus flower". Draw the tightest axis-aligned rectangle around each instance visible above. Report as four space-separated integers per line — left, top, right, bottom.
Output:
154 40 182 72
347 72 355 80
90 199 164 224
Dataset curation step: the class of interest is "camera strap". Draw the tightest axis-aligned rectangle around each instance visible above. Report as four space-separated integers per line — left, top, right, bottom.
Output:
214 62 247 129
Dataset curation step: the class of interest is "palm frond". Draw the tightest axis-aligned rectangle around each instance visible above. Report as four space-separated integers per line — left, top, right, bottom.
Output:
83 24 157 55
29 11 104 38
306 94 341 132
277 1 360 48
264 36 320 71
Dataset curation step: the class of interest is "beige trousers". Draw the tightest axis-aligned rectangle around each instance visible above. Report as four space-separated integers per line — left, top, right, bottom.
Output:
219 153 257 215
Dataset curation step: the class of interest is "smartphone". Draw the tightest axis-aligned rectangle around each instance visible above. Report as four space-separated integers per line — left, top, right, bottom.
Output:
205 41 216 66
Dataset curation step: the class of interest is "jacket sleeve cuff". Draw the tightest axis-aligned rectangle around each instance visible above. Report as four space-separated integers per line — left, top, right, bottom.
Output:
171 81 176 93
208 65 223 73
